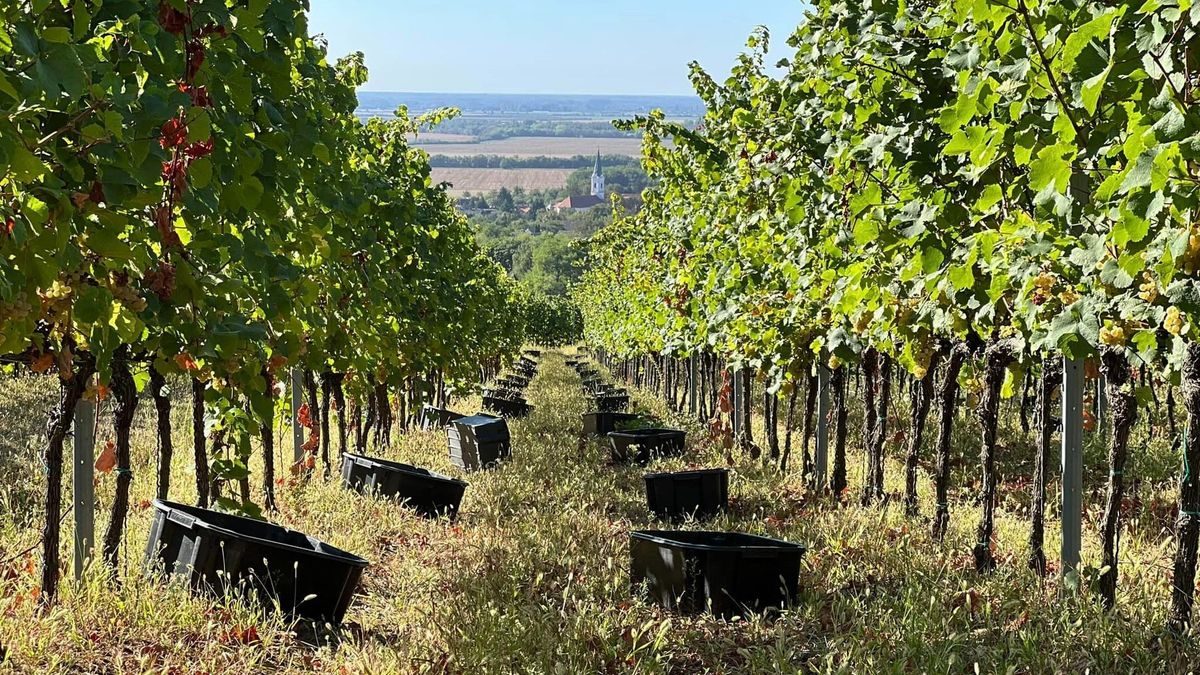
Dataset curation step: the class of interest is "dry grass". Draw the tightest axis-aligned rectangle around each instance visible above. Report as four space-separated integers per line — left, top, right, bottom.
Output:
0 354 1198 672
414 137 645 158
431 168 575 196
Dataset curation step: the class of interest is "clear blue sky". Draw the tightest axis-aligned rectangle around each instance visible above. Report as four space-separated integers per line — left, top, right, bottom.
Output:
307 1 807 96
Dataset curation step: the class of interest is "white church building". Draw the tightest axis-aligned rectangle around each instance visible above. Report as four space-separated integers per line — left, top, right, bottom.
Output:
552 151 607 213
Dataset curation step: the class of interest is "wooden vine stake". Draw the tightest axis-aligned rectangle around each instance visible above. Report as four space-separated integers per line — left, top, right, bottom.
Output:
1170 342 1200 632
1097 347 1136 608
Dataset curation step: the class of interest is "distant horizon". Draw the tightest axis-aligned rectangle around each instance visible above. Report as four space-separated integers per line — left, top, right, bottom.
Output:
355 90 703 98
354 92 707 119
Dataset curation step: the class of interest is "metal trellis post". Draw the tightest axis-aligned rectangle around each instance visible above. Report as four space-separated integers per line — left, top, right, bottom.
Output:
813 362 831 491
73 393 95 581
731 367 743 440
1061 356 1084 583
688 354 698 418
291 368 305 463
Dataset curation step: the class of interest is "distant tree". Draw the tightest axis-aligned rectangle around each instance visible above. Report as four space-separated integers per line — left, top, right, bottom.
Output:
461 193 489 210
563 163 650 196
565 208 611 237
511 239 535 277
469 195 597 292
514 234 584 295
605 165 652 194
483 236 524 272
495 187 515 213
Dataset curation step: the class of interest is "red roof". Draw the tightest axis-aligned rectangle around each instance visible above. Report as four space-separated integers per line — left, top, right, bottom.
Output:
553 195 604 210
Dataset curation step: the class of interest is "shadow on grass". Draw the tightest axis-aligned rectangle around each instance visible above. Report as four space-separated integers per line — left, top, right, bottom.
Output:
0 374 58 526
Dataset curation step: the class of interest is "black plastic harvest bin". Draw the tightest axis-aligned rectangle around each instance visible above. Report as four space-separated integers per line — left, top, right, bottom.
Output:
483 395 533 418
447 414 512 470
485 386 524 400
496 375 529 390
582 411 642 436
145 500 368 624
420 404 466 431
594 393 630 412
609 428 685 464
644 468 729 522
341 453 467 519
630 530 805 617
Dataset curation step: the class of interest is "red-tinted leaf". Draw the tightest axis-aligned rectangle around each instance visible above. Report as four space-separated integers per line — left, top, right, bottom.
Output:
185 139 213 159
158 2 190 36
160 118 188 150
95 440 117 474
298 403 313 429
195 24 229 39
174 352 198 372
161 159 188 200
31 353 54 374
89 181 106 206
186 41 206 79
179 83 212 108
146 260 177 301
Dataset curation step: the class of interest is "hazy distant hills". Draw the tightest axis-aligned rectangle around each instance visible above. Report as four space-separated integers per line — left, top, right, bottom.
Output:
357 92 706 119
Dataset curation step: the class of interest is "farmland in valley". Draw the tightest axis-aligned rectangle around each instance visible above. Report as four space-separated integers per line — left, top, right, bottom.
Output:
432 168 576 195
415 136 645 158
409 132 477 143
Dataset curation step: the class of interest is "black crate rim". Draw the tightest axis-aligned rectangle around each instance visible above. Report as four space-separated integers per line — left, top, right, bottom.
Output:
630 530 805 554
150 500 371 567
609 428 684 441
644 467 730 481
343 453 468 488
455 414 511 428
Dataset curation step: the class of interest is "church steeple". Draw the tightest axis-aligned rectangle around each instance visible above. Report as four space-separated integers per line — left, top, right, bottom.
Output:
591 150 605 199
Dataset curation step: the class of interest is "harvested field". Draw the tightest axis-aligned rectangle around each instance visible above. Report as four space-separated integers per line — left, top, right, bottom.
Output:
432 167 574 195
408 132 477 144
415 136 644 158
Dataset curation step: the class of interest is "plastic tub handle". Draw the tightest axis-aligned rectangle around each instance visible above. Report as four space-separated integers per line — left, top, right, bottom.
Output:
166 508 197 529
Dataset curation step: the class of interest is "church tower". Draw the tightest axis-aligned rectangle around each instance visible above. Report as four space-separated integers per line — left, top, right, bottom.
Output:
591 150 605 199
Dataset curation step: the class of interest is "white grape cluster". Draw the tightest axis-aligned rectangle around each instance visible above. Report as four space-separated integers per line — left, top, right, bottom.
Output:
0 294 33 323
105 272 148 313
